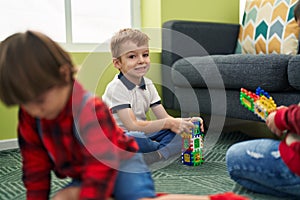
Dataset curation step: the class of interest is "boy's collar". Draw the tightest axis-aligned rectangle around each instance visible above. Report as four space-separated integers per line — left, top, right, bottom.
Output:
118 72 146 90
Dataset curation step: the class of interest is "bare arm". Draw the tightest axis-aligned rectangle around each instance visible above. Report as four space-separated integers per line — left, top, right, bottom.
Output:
150 104 171 119
151 105 204 132
117 107 194 134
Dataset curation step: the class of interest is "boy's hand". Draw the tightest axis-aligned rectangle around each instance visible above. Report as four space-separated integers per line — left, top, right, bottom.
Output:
190 117 204 132
170 118 194 135
276 105 287 110
266 111 283 137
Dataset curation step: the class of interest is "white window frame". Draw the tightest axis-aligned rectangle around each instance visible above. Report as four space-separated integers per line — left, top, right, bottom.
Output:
0 0 140 53
61 0 141 52
239 0 246 24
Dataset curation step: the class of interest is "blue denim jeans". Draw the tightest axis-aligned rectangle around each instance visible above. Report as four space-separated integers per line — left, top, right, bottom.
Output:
65 153 155 200
113 153 156 199
226 139 300 198
126 129 181 159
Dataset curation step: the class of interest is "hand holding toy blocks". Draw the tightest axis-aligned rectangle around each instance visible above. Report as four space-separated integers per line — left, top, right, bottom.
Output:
240 87 277 121
181 119 205 166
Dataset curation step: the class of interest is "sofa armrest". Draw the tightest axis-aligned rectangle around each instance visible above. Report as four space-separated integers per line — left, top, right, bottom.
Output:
161 20 240 110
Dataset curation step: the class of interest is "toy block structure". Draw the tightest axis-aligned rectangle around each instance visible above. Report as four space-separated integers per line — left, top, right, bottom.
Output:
240 87 277 121
181 120 205 166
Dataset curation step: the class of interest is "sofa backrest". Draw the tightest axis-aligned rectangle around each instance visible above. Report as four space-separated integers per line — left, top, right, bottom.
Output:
161 20 240 110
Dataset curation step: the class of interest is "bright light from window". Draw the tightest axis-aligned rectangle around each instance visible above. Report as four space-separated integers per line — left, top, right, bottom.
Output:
72 0 131 43
0 0 66 42
240 0 246 24
0 0 133 45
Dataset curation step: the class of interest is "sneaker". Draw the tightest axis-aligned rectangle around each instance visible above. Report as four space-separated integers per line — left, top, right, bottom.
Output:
143 151 164 165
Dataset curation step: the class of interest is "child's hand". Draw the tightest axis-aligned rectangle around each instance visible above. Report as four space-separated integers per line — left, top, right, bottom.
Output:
190 117 204 132
277 105 287 110
266 111 283 137
170 118 194 135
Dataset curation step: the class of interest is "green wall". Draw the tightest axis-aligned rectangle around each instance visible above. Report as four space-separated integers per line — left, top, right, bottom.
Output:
0 104 18 140
0 0 239 140
160 0 239 24
141 0 239 27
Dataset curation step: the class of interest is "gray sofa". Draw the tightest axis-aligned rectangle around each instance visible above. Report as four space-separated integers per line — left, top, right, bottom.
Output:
161 20 300 121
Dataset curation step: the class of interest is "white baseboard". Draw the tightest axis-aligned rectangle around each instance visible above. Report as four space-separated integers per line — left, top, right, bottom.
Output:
0 139 18 151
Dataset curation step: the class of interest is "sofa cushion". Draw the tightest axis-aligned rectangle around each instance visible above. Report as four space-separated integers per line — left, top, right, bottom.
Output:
236 0 300 55
172 54 291 91
288 55 300 90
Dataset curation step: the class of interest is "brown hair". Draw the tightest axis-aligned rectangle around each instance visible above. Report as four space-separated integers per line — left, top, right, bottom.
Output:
295 1 300 22
110 28 150 58
0 30 75 106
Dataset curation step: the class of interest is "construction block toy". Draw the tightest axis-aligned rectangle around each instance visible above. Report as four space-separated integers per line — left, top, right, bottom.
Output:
181 119 205 166
240 87 277 121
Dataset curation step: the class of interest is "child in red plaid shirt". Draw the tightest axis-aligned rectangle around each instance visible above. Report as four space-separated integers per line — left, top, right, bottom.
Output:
0 30 248 200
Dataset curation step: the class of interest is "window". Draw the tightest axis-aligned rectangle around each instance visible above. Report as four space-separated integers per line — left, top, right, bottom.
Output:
240 0 246 24
0 0 140 52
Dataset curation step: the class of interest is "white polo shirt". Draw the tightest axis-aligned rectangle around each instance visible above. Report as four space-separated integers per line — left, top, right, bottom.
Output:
102 73 161 130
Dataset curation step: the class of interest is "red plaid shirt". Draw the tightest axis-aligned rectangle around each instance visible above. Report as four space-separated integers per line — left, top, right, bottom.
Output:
18 81 138 200
275 105 300 176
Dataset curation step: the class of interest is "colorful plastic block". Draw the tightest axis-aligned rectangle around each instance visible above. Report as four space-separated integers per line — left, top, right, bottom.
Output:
181 119 205 166
240 87 277 121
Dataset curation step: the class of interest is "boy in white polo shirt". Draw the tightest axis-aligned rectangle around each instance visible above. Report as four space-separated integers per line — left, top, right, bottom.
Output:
103 28 204 165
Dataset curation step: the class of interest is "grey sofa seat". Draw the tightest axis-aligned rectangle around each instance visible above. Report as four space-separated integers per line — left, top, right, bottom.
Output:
161 20 300 121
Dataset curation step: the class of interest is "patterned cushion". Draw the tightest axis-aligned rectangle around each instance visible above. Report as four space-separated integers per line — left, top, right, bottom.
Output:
236 0 300 55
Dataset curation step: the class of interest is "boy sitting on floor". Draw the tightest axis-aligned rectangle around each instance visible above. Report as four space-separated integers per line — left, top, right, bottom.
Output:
103 28 204 165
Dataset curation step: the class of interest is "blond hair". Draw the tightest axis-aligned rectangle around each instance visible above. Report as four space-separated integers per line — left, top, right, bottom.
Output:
110 28 150 58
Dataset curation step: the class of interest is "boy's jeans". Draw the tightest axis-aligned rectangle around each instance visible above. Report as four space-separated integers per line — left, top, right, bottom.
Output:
226 139 300 198
66 153 156 200
113 153 156 199
126 129 182 159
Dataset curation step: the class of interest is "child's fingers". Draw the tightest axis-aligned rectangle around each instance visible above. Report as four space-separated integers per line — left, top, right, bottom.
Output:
182 121 194 133
182 117 191 121
200 124 205 132
176 120 194 134
276 105 287 110
190 117 204 132
190 117 201 122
